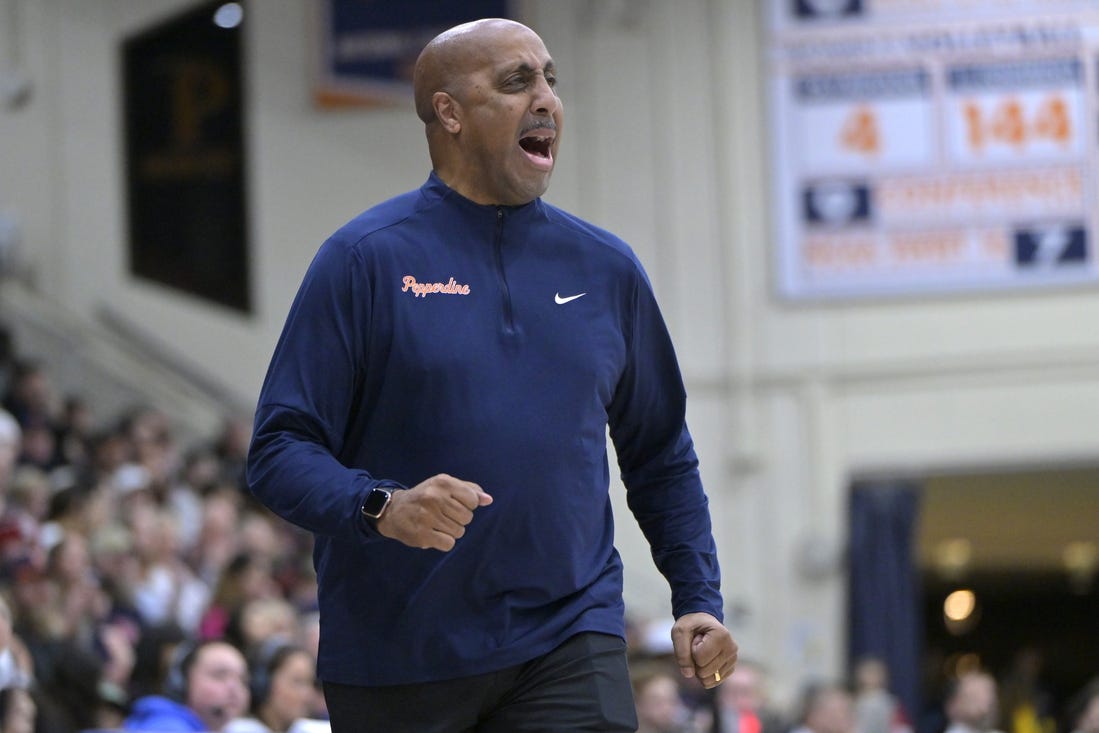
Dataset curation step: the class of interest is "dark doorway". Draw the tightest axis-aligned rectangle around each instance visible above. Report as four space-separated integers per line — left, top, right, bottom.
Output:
922 571 1099 703
916 469 1099 733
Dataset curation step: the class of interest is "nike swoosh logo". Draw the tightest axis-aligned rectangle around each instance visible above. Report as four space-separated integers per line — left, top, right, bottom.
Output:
554 292 587 304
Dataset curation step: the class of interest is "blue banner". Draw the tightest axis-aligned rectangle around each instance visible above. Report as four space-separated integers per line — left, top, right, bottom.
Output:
315 0 510 108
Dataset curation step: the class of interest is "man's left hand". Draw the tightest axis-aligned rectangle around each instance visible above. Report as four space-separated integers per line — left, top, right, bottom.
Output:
670 612 738 689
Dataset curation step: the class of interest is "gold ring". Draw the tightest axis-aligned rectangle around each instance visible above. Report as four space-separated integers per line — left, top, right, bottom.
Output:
714 671 722 683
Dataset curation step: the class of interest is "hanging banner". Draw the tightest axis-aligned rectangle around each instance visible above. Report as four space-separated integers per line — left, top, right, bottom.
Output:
123 0 250 313
768 0 1099 300
313 0 509 109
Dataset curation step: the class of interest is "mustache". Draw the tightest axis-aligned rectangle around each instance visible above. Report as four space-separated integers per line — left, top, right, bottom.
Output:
520 119 557 136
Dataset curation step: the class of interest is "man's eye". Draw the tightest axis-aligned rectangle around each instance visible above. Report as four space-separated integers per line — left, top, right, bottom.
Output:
545 75 557 88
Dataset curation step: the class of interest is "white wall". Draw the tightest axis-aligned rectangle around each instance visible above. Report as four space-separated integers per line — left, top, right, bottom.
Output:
3 0 1099 704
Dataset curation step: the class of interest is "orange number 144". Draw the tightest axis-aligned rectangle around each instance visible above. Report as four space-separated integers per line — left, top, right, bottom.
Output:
963 95 1071 152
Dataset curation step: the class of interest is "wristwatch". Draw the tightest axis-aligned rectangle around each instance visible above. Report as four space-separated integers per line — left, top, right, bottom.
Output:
361 486 395 520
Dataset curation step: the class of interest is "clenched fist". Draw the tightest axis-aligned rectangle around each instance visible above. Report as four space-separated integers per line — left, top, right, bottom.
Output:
671 612 738 689
377 473 493 551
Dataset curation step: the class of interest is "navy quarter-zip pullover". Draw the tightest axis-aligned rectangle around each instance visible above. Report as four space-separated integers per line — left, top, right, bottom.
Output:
247 173 722 686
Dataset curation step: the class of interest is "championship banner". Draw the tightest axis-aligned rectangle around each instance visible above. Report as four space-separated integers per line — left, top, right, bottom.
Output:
767 0 1099 300
313 0 509 109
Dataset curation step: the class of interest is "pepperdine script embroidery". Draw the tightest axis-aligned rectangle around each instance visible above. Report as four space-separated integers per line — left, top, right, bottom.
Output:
401 275 471 298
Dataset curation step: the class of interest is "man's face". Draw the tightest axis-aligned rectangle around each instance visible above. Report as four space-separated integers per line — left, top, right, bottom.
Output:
808 689 855 733
723 665 765 711
951 674 999 731
186 643 249 731
452 25 563 205
636 675 688 731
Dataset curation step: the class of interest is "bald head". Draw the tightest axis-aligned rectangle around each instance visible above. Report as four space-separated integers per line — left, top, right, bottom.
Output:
410 17 561 205
413 18 540 125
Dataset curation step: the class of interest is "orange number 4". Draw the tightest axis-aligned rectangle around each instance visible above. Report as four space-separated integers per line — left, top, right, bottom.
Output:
840 105 881 156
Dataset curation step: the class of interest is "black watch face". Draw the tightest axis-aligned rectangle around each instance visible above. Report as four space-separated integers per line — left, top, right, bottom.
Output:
362 488 391 518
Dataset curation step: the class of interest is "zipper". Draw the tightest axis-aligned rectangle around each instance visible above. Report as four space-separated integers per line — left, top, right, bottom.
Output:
493 208 516 334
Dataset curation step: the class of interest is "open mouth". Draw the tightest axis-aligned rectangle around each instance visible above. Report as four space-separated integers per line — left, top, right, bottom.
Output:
519 133 554 169
519 134 552 158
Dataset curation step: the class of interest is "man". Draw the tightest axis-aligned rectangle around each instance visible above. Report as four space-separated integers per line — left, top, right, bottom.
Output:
717 659 787 733
793 684 857 733
632 661 697 733
124 640 250 732
944 671 1003 733
247 16 736 731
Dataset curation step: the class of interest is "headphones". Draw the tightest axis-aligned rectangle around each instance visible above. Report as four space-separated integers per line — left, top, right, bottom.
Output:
163 640 201 702
248 637 305 709
164 639 236 702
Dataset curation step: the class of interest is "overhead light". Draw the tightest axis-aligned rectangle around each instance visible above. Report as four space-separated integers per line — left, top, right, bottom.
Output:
213 3 243 29
944 589 975 621
943 589 980 636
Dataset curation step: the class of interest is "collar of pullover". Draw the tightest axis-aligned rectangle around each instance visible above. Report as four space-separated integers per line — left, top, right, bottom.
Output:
422 171 544 222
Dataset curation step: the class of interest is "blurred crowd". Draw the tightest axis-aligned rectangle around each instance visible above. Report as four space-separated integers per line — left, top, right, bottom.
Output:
0 324 327 731
0 321 1097 733
625 632 1099 733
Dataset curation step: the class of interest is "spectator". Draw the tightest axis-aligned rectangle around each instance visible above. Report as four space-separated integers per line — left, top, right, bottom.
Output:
715 658 786 733
190 487 243 588
292 612 326 721
945 671 1003 733
225 641 329 733
236 598 298 656
2 359 55 430
53 394 93 470
197 552 276 645
633 660 701 733
124 639 249 733
213 416 251 490
0 467 45 568
88 427 132 488
89 521 142 618
797 684 857 733
44 531 105 644
854 657 911 733
17 421 57 472
129 503 210 634
1000 648 1054 733
128 623 187 702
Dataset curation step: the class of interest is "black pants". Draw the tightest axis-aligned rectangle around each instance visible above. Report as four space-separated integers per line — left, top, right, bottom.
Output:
323 632 638 732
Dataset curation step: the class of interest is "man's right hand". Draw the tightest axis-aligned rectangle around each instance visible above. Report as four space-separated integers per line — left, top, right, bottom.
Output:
376 473 493 551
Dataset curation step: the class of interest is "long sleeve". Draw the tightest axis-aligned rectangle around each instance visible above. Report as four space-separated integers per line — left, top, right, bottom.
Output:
244 177 721 685
608 272 723 620
246 236 399 541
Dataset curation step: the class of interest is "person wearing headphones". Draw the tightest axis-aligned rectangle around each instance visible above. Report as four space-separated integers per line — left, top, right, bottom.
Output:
123 639 249 732
225 641 329 733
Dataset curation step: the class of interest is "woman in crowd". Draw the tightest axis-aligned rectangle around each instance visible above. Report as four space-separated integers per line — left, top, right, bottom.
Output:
226 641 329 733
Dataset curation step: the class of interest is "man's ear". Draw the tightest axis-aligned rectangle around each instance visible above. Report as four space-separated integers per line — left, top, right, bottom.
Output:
433 92 461 133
